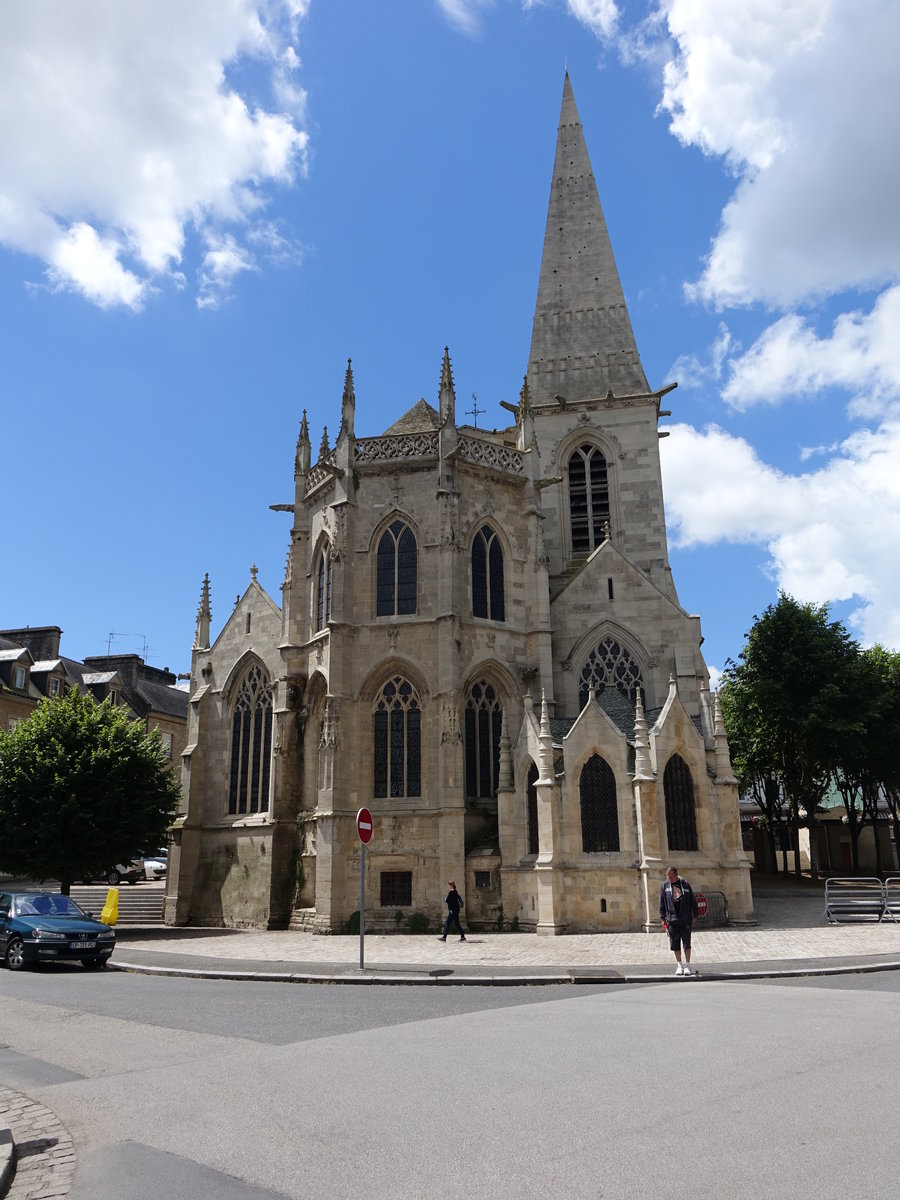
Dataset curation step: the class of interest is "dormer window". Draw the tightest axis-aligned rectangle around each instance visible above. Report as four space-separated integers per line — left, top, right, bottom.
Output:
49 677 62 697
108 689 118 706
12 665 26 691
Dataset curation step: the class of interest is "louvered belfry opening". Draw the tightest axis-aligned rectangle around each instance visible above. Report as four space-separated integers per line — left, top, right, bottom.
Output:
579 754 620 852
664 754 698 851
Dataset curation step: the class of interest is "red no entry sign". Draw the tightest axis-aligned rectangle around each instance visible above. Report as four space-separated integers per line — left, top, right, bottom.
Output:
696 892 709 919
356 807 373 845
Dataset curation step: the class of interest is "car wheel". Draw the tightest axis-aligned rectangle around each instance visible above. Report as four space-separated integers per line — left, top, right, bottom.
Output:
4 937 26 971
82 958 106 971
107 870 121 885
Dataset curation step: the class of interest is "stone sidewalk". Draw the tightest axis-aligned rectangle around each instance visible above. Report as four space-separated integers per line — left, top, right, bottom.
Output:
112 894 900 980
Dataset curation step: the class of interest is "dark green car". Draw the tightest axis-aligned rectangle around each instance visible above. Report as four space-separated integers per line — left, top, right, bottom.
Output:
0 891 116 971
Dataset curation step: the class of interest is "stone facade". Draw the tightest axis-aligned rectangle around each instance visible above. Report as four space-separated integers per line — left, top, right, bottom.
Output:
166 74 753 934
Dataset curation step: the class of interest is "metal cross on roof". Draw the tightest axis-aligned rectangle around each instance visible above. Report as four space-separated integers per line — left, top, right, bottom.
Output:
467 394 484 427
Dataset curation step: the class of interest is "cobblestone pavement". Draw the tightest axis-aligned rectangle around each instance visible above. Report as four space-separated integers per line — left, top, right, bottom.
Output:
0 1088 75 1200
115 895 900 970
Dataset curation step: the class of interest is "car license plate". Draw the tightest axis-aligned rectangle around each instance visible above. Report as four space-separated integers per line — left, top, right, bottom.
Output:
71 941 96 950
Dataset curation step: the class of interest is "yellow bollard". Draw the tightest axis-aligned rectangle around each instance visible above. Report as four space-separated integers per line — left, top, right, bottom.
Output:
100 887 119 927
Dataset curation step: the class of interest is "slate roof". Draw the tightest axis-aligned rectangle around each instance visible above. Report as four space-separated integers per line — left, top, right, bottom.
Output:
0 648 29 662
82 671 118 685
383 398 441 435
30 660 64 673
136 679 189 719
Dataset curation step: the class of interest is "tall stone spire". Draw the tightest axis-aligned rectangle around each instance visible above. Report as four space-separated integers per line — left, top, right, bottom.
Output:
295 410 310 477
526 71 649 405
193 573 211 652
340 358 355 439
439 346 456 425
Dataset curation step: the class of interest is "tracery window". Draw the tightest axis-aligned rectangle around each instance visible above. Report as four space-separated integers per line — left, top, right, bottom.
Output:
228 663 273 815
376 520 417 616
579 754 620 852
568 443 610 553
664 754 698 851
526 761 539 855
315 544 333 632
471 526 505 621
464 680 503 799
373 676 421 797
578 636 644 708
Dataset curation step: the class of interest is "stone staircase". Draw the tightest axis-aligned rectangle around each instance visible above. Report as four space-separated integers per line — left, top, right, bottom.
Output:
288 907 316 932
70 881 166 925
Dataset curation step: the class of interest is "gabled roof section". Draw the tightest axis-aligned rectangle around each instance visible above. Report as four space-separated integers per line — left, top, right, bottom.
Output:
527 72 650 405
383 398 442 435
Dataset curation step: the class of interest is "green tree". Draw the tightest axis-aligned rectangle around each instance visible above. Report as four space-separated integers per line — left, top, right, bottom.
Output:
722 595 860 881
0 689 180 894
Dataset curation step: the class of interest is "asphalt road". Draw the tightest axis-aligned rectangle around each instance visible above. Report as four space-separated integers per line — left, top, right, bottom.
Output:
2 967 899 1200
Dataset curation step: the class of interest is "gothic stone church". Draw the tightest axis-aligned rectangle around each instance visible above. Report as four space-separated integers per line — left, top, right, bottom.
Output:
166 75 753 934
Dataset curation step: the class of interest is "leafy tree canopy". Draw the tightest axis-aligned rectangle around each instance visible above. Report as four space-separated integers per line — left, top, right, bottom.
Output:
0 689 180 893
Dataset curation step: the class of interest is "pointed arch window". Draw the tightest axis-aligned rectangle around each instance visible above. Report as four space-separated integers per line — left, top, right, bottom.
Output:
578 636 644 708
315 544 333 632
471 526 505 621
568 443 610 553
377 520 417 616
373 676 421 797
579 754 620 852
228 663 273 815
664 754 698 851
526 761 539 856
464 680 503 799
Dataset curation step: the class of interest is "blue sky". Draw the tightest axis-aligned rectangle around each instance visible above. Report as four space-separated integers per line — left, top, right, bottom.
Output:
3 0 898 683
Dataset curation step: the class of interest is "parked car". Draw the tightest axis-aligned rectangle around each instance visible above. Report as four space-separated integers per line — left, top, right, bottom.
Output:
0 890 116 971
141 852 167 881
80 863 142 886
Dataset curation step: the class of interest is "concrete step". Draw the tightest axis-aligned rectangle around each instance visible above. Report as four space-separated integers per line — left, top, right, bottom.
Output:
70 882 165 925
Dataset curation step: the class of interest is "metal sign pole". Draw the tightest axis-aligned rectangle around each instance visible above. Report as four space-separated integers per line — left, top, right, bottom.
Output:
359 841 365 971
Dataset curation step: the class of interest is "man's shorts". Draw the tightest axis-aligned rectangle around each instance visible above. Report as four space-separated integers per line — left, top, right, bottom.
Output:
667 922 692 952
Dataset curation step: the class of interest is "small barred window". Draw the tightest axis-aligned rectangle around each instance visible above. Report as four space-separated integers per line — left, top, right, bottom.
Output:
474 871 493 889
380 871 412 907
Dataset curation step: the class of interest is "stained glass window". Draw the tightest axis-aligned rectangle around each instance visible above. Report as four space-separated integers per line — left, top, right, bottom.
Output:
228 664 273 815
664 754 698 851
315 545 332 632
579 754 620 852
373 676 421 797
578 636 644 708
471 526 505 621
526 761 539 855
568 443 610 553
464 680 503 798
377 520 417 616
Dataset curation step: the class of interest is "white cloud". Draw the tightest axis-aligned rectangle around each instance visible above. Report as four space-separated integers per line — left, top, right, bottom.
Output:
566 0 619 39
435 0 494 36
0 1 309 310
670 323 735 390
721 287 900 415
198 233 258 309
660 420 900 647
651 0 900 308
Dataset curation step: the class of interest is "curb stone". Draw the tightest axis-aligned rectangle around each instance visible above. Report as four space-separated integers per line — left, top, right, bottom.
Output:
0 1118 13 1198
0 1088 75 1200
110 957 900 986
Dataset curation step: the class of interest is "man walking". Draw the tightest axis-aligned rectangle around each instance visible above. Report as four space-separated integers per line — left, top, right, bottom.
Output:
438 880 466 942
659 865 698 975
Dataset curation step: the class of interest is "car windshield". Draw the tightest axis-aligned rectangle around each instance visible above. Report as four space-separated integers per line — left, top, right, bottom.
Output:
14 894 85 918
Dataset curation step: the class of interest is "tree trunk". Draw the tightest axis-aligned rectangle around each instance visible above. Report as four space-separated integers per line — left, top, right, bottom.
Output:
808 820 819 882
850 819 860 874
